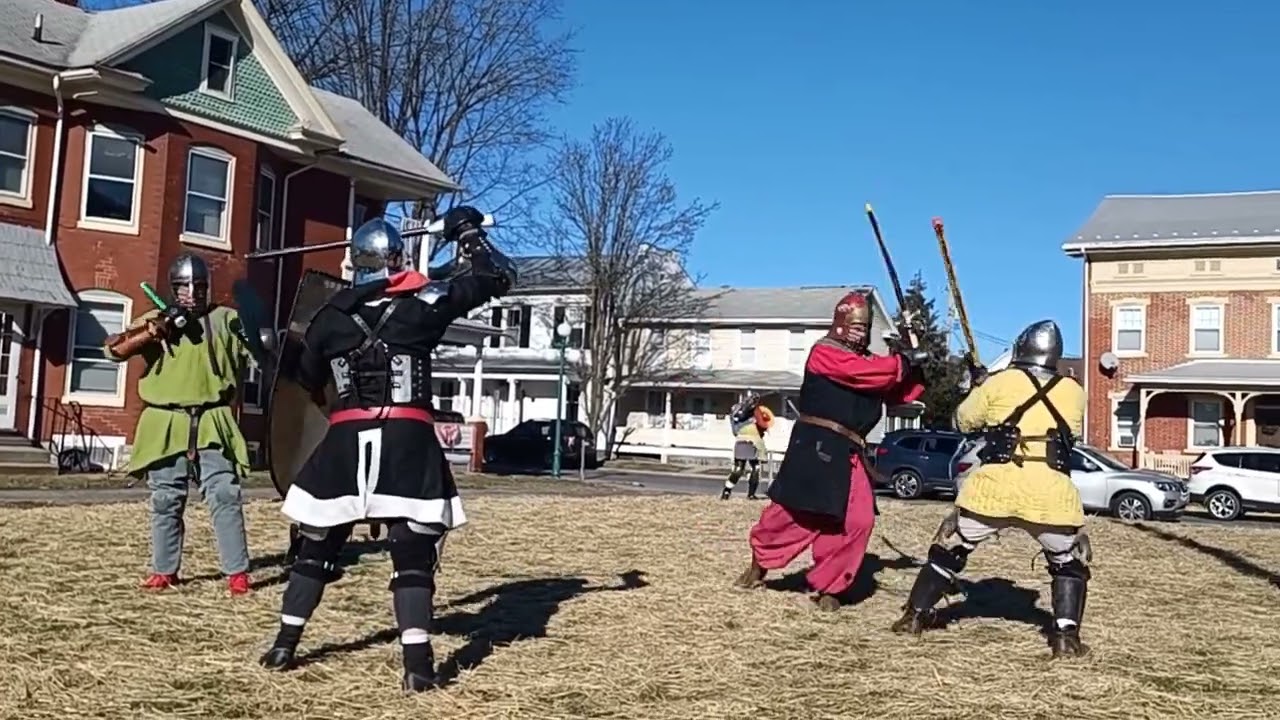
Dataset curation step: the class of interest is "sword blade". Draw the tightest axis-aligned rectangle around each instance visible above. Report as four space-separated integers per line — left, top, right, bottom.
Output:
245 240 351 260
864 203 917 348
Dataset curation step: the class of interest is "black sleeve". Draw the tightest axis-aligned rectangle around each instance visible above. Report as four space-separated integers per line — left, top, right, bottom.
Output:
438 274 505 323
296 310 333 393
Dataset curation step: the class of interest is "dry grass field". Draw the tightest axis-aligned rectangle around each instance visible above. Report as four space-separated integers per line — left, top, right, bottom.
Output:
1 495 1279 720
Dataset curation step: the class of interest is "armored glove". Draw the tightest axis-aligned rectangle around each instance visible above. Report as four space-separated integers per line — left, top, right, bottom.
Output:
967 358 989 387
899 349 929 368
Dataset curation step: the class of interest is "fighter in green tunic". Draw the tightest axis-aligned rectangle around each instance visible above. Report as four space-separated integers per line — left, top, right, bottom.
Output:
103 253 257 596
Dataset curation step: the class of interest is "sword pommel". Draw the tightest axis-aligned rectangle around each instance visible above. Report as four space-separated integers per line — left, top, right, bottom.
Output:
931 216 944 232
864 203 874 214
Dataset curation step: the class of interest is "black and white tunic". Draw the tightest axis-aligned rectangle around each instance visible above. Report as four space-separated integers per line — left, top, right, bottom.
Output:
281 273 500 529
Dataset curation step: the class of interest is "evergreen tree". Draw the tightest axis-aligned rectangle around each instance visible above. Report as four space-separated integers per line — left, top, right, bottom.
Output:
892 273 967 428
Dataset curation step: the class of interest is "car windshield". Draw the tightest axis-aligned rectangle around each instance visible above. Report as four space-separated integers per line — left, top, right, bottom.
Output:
1076 445 1128 472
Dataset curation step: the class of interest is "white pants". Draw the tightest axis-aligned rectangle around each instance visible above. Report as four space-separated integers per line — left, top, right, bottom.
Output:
952 511 1080 565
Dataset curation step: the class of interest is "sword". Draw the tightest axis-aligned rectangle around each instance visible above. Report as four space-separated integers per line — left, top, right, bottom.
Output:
931 216 979 366
863 204 918 349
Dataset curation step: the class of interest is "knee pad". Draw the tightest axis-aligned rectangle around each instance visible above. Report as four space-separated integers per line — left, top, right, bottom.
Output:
1047 557 1090 583
927 543 969 575
387 522 443 587
291 525 348 582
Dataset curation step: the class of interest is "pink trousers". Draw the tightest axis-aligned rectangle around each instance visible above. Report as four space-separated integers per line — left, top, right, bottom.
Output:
748 466 875 595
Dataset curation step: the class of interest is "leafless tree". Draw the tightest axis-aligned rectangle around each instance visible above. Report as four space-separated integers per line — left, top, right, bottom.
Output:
535 117 718 456
92 0 576 236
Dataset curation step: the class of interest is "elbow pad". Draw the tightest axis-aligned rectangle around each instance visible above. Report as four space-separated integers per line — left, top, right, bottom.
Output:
106 320 168 360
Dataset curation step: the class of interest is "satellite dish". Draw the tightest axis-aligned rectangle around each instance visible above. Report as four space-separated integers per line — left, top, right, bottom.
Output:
1099 351 1119 371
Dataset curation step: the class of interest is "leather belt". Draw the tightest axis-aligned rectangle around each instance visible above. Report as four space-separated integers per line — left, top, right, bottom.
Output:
330 407 434 424
796 412 865 448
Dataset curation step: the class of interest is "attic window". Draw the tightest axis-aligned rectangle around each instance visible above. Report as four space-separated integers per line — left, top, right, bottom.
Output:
200 25 238 99
1117 263 1129 275
1193 259 1222 274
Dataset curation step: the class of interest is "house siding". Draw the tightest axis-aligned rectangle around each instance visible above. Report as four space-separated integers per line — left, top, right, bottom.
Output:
121 14 299 138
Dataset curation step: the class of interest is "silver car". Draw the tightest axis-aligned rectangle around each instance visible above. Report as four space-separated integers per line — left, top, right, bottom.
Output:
951 439 1188 522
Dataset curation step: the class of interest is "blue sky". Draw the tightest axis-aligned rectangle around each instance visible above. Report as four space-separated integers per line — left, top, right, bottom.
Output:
546 0 1280 360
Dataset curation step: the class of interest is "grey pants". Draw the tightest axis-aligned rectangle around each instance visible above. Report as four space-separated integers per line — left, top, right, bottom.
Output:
146 449 250 576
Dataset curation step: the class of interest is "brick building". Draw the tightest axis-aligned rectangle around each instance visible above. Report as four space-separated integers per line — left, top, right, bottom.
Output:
0 0 470 468
1063 191 1280 474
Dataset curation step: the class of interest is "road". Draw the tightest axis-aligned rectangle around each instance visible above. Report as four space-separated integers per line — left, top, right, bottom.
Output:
2 468 1277 531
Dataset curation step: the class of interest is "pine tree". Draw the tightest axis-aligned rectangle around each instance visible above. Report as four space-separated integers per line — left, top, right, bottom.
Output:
892 273 967 428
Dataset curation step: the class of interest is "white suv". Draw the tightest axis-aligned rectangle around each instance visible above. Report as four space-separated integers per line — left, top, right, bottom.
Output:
1187 447 1280 521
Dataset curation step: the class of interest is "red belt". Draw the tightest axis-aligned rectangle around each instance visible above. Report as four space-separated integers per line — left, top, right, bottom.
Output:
329 407 434 424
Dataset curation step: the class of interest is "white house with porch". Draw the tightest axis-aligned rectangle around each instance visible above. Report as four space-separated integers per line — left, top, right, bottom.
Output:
613 285 924 464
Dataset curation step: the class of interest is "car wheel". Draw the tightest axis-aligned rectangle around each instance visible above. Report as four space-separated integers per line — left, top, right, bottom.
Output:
891 470 923 500
1110 491 1152 522
1204 488 1243 521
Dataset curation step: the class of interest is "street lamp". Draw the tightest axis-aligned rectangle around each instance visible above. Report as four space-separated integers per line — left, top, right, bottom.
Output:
552 322 572 478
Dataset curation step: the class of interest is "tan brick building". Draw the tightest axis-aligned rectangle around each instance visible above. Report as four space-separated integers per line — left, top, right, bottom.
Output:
1063 191 1280 475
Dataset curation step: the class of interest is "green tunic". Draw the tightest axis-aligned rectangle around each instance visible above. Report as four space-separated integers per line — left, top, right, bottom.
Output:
107 306 253 476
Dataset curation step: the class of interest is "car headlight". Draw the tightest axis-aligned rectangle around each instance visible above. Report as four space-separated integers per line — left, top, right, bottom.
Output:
1154 481 1177 492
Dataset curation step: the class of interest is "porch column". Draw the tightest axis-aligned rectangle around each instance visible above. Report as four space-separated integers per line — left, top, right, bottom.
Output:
660 390 672 463
470 347 484 419
1137 387 1154 456
506 378 518 432
457 378 468 413
1228 391 1247 446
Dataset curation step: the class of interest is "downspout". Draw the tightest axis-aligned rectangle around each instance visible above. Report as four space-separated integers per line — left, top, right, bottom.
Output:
274 164 324 330
346 178 356 239
26 309 44 441
1081 248 1090 443
43 73 65 246
31 72 67 443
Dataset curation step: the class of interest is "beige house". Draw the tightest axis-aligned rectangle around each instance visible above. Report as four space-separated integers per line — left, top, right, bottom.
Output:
1062 190 1280 475
612 285 923 463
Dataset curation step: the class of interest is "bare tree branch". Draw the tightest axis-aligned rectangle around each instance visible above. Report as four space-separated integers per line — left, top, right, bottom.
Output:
534 117 718 456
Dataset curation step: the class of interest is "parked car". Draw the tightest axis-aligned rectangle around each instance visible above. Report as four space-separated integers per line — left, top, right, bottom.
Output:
483 419 599 472
872 429 965 499
1187 447 1280 521
951 439 1189 521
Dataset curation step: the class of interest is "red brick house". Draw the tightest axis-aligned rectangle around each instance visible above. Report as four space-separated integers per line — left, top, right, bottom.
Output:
0 0 487 469
1063 191 1280 475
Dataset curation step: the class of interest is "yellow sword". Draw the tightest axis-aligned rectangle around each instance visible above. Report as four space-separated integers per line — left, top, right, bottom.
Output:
932 216 979 366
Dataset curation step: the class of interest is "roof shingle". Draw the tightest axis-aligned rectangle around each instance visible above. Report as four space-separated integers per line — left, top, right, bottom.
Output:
1064 191 1280 250
0 222 76 308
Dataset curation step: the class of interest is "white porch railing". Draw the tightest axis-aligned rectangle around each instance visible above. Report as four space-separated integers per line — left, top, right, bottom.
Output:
1139 451 1195 478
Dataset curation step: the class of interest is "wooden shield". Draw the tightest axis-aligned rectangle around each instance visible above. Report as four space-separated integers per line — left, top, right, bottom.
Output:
266 270 346 498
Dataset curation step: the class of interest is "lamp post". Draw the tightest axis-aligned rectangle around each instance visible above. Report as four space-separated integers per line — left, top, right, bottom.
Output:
552 322 571 478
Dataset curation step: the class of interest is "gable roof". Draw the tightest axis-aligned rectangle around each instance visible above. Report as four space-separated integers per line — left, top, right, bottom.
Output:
690 285 884 322
1 0 454 192
1062 191 1280 255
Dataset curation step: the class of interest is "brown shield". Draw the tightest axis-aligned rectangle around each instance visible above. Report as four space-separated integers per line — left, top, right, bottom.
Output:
265 270 347 498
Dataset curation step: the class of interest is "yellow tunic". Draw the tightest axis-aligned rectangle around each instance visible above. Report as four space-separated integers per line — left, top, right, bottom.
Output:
954 368 1086 528
735 422 767 455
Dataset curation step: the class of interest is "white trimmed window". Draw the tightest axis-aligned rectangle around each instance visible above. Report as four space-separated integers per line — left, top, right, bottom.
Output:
1189 303 1223 354
80 127 142 230
183 146 233 245
65 290 132 405
1189 397 1223 449
692 327 711 370
1112 398 1138 449
739 328 756 366
788 329 808 367
1272 302 1280 355
255 167 276 251
1113 304 1145 354
200 25 239 99
0 107 36 203
352 202 369 227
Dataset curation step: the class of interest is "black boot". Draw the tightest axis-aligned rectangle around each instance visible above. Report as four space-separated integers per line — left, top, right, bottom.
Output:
284 524 302 566
746 472 760 500
720 486 733 500
259 624 303 670
401 643 440 693
891 544 966 634
1047 575 1089 658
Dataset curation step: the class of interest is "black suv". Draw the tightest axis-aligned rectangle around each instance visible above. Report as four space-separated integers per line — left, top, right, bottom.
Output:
871 429 965 499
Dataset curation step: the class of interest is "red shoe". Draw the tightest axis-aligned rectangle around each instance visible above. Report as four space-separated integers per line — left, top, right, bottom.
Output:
141 573 178 590
227 572 252 596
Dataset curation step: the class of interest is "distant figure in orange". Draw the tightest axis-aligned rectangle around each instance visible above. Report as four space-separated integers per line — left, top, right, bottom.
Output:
722 397 774 500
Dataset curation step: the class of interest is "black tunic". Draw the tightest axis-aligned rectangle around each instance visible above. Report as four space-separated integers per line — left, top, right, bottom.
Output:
279 272 500 529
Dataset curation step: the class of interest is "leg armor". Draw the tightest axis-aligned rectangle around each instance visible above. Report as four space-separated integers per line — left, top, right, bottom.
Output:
1045 545 1091 659
387 520 447 692
722 460 747 500
746 460 761 499
891 510 979 635
259 523 352 670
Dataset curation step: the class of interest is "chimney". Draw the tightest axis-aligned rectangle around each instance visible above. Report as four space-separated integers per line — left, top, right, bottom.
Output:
32 13 43 42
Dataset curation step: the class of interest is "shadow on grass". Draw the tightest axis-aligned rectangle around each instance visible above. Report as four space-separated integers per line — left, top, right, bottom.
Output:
763 552 920 607
1131 522 1280 588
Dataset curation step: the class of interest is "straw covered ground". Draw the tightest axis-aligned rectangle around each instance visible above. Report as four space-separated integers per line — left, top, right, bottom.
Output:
2 495 1280 720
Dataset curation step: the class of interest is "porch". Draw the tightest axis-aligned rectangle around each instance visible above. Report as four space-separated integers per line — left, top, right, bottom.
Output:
1121 359 1280 476
431 347 582 436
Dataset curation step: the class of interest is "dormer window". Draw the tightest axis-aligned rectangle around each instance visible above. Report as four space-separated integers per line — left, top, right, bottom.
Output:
200 25 238 99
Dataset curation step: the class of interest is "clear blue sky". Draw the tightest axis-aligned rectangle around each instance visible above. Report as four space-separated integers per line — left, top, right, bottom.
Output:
547 0 1280 360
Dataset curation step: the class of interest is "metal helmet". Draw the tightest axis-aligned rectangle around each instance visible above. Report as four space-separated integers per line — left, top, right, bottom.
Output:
167 252 211 312
826 290 873 349
349 218 406 286
1010 319 1063 371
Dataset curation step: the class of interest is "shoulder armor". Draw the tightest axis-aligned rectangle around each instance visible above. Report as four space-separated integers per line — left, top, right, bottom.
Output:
415 282 450 305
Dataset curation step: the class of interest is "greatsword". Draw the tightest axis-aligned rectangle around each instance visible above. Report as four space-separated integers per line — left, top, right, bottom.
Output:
864 203 918 348
931 216 979 366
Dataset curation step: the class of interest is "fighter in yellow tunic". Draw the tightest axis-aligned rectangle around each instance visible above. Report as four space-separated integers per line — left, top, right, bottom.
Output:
889 320 1093 659
721 395 774 500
